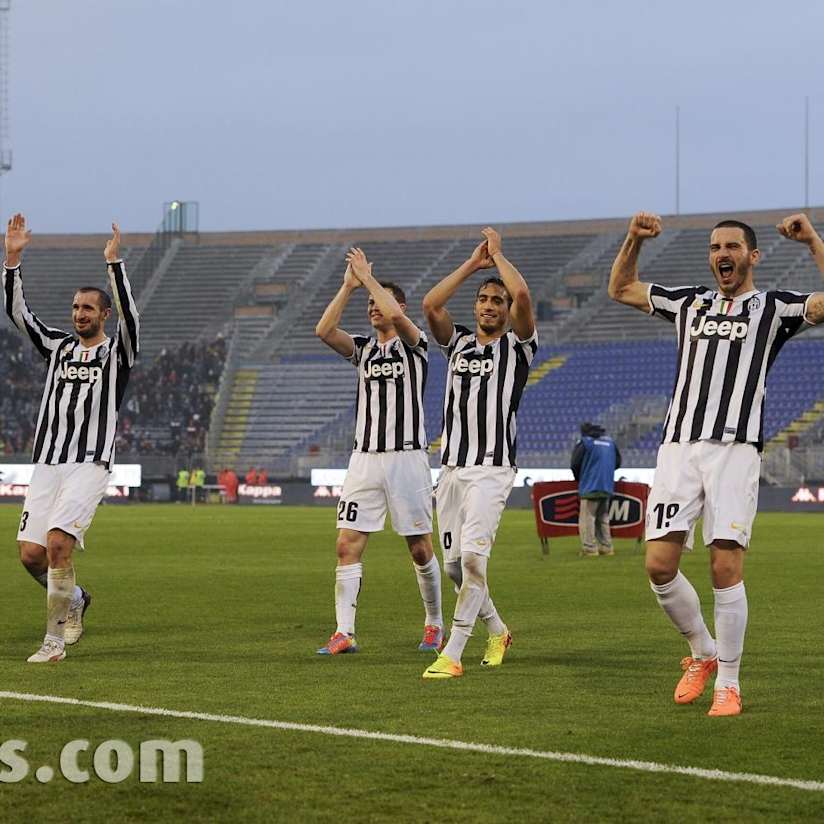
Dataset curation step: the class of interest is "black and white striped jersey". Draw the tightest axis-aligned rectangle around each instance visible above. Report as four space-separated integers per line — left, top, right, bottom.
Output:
649 283 812 450
440 325 538 467
2 260 139 468
346 332 428 453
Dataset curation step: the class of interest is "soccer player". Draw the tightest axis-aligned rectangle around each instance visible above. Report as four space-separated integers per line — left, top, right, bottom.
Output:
609 211 824 716
2 214 139 663
421 227 537 679
314 247 443 655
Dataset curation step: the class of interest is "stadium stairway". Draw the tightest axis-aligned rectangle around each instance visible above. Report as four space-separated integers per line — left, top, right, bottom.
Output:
765 398 824 450
216 369 258 462
138 241 281 359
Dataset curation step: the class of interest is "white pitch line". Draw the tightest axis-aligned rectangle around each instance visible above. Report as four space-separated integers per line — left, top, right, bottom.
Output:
1 690 822 793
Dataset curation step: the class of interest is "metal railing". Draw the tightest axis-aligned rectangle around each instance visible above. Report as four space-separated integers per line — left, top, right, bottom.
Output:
127 201 199 296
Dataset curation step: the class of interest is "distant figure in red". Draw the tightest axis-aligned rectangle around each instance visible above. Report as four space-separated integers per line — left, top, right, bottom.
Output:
245 467 257 486
223 468 239 503
256 467 268 486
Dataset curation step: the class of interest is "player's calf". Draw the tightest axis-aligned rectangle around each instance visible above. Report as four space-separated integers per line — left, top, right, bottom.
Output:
18 541 48 588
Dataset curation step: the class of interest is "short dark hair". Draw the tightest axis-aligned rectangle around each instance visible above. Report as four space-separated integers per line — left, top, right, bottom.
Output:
76 287 112 311
712 220 758 252
476 277 512 307
379 281 406 305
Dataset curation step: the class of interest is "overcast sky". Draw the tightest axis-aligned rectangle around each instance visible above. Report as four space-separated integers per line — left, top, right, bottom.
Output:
3 1 824 233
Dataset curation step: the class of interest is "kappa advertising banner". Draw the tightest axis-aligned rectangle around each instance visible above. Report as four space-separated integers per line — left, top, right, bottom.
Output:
531 481 650 540
760 485 824 512
0 464 142 502
237 483 283 505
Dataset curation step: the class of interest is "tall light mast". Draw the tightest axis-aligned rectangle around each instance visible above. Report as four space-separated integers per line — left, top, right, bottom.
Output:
0 1 12 216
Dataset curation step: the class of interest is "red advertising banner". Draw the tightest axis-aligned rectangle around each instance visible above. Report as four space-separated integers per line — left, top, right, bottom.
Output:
531 481 649 554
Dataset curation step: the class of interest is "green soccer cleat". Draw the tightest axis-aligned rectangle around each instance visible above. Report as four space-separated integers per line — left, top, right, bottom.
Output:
481 631 512 667
422 653 463 679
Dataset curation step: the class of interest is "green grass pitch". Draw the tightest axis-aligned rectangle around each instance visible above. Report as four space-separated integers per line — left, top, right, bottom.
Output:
0 504 822 823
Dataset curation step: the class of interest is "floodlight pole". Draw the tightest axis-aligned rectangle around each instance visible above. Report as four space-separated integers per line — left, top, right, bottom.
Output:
804 96 810 210
675 105 680 216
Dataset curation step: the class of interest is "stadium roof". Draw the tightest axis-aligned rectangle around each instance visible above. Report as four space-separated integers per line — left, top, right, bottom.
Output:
29 205 824 248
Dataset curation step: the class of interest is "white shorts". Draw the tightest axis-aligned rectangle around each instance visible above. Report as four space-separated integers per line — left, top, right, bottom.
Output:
646 441 760 549
435 465 516 561
17 463 110 550
337 450 433 536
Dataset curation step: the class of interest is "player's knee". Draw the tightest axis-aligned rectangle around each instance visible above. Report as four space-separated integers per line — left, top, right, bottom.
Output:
406 534 432 565
18 541 46 572
710 546 743 587
46 530 75 565
645 554 678 585
460 552 487 589
335 531 364 564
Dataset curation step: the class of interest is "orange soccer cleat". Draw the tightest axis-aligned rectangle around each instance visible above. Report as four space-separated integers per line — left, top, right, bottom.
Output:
708 686 742 717
674 656 718 704
418 624 446 652
316 631 359 656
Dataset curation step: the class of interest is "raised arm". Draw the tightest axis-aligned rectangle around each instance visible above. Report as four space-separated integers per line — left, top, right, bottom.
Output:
345 247 422 347
608 212 662 312
422 239 494 346
105 223 139 367
315 263 361 357
482 227 535 341
776 213 824 325
2 212 67 359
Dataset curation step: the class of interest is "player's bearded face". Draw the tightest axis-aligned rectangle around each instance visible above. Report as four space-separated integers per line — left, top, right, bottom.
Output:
72 293 108 339
709 228 758 297
475 285 510 333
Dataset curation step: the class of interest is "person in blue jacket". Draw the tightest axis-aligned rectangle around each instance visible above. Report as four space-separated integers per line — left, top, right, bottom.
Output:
571 422 622 557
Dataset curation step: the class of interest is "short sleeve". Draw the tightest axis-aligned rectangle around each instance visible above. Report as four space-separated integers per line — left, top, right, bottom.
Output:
648 284 703 323
512 328 538 366
772 290 815 338
406 328 429 360
348 334 370 366
439 324 472 356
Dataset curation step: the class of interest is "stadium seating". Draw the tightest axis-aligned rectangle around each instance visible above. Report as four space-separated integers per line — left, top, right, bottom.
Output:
3 209 823 479
0 245 145 334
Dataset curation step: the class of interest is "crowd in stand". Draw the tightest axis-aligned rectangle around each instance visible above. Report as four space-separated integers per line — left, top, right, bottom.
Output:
0 327 227 457
117 337 227 455
0 329 42 455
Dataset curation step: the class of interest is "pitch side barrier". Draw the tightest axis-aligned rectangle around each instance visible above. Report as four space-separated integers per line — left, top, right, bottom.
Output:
0 464 141 504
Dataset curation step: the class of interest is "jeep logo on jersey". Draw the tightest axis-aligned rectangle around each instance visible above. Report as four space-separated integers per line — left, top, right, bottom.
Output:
452 353 494 376
537 491 643 528
689 315 750 342
57 361 104 384
363 358 405 380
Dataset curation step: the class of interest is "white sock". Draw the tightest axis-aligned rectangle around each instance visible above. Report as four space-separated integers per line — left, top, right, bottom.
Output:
650 571 716 659
445 559 505 636
334 563 362 636
442 553 488 663
413 556 443 627
713 581 747 691
46 566 75 643
478 599 507 637
70 585 84 610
